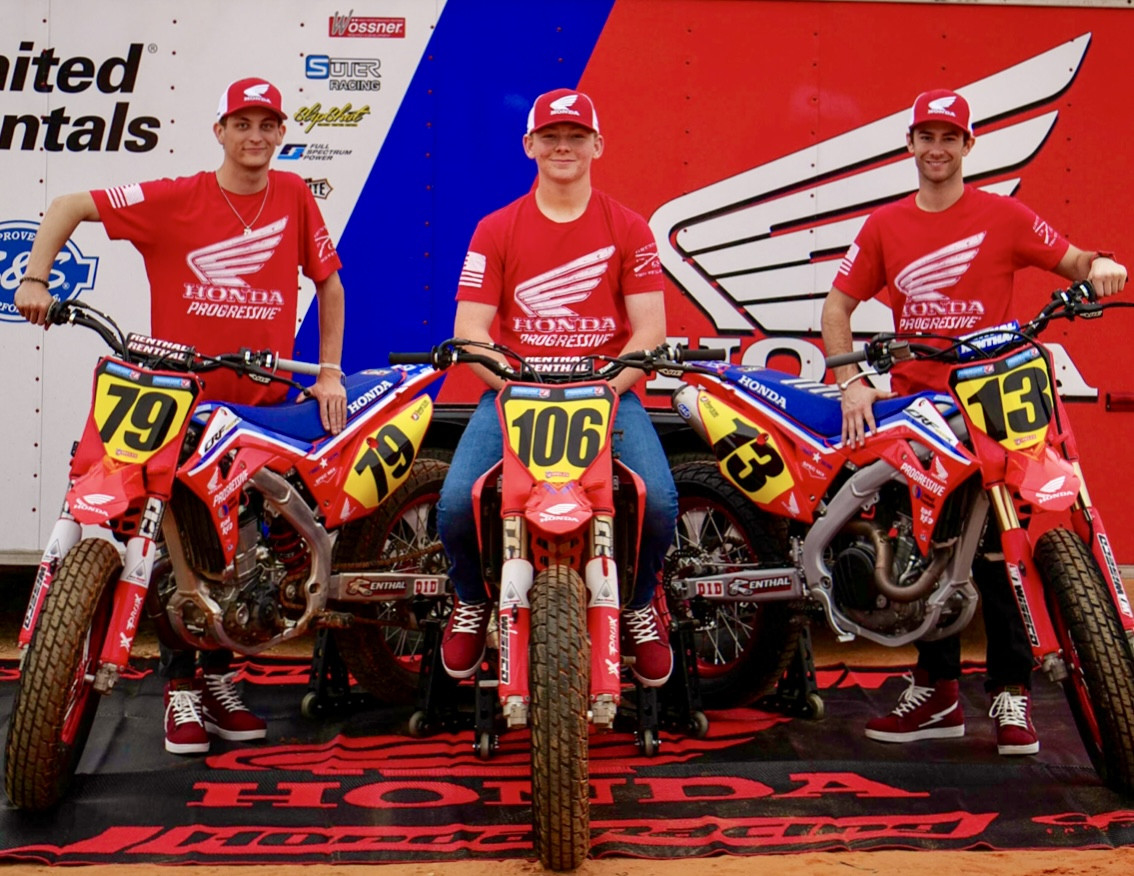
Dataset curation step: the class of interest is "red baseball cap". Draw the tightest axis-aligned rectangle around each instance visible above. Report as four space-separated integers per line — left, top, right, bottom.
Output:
216 77 287 121
526 88 600 134
909 89 972 137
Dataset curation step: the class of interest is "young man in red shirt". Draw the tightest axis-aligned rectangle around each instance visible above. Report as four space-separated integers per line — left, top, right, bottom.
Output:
822 88 1126 755
15 78 347 754
436 88 679 687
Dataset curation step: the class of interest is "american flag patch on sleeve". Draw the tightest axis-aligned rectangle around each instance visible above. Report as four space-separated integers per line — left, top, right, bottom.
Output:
458 251 486 288
105 184 145 209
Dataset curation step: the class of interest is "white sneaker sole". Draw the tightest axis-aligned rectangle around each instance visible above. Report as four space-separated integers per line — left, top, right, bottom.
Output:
998 741 1040 755
165 738 210 754
865 724 966 743
205 722 267 741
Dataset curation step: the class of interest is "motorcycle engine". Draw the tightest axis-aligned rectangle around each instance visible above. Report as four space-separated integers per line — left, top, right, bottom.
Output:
830 489 929 635
164 488 308 649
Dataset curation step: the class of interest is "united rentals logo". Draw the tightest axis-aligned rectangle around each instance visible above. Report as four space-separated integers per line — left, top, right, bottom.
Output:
0 41 159 152
328 10 406 38
0 219 98 321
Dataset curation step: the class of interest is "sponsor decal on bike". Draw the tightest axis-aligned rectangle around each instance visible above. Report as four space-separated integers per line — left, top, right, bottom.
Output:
1006 562 1041 648
346 380 394 416
211 470 249 507
1095 532 1132 618
736 373 787 409
899 462 946 498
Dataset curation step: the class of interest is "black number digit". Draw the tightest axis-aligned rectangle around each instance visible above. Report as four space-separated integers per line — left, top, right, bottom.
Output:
123 392 178 451
98 383 139 443
566 407 603 467
1004 366 1051 434
532 407 567 467
964 379 1009 441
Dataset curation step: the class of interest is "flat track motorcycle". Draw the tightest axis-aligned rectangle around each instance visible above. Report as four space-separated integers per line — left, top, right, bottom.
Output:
668 282 1134 792
5 299 450 811
390 339 713 872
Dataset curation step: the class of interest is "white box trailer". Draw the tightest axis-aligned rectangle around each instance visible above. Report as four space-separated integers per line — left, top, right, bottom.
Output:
3 0 1133 567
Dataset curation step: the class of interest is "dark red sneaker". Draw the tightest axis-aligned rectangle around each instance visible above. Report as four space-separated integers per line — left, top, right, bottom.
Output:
989 685 1040 755
441 600 492 679
201 671 267 741
164 679 209 755
864 669 965 742
622 602 673 688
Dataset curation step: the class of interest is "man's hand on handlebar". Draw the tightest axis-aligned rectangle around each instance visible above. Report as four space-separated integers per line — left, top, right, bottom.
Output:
1087 257 1127 299
15 282 55 327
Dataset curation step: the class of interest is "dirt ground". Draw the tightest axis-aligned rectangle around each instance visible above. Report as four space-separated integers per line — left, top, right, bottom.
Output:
2 569 1133 875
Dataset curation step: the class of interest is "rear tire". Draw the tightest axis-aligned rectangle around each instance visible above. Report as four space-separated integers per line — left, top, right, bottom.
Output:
530 564 590 871
4 539 120 810
668 455 803 707
331 455 450 705
1037 528 1134 793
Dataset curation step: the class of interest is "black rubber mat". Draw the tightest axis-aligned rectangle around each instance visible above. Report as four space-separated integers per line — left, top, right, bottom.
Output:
1 658 1132 864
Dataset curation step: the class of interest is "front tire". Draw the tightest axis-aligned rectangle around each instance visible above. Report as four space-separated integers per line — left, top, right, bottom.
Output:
331 455 450 705
668 456 803 707
4 539 120 810
1037 528 1134 793
530 564 590 871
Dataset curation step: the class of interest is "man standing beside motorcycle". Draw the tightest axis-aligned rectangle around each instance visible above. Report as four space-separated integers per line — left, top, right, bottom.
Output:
14 78 347 755
821 88 1127 756
435 88 679 687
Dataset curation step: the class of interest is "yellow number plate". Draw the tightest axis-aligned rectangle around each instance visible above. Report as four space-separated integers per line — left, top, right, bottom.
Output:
344 396 432 510
501 384 615 484
951 349 1053 450
698 392 795 505
92 361 198 463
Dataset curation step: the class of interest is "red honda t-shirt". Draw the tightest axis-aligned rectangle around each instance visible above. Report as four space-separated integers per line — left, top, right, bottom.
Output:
456 189 663 374
833 186 1069 393
92 169 341 404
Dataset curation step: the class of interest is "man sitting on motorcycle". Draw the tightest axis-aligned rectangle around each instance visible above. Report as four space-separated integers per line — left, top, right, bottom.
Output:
821 88 1126 756
15 77 347 755
436 88 679 687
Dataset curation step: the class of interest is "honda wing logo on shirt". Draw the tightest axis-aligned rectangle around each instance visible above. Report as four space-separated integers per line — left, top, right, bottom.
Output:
895 232 986 301
186 218 287 287
514 245 615 317
648 34 1091 337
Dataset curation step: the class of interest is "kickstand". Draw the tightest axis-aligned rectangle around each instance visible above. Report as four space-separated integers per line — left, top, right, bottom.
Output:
757 625 825 720
301 627 375 719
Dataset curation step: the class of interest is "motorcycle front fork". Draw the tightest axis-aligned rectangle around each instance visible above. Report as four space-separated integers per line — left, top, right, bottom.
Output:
991 482 1134 681
495 515 622 730
21 493 165 693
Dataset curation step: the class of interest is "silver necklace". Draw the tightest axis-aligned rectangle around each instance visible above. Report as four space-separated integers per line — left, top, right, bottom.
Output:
216 173 270 237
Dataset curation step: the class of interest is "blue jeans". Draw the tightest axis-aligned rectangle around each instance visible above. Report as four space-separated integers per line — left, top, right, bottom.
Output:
437 390 677 610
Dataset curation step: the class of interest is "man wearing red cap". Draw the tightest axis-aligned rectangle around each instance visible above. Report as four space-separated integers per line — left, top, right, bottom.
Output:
436 88 678 687
15 77 347 754
821 88 1127 755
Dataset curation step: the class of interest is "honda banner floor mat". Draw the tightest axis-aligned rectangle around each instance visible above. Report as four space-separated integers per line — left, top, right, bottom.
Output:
1 658 1132 865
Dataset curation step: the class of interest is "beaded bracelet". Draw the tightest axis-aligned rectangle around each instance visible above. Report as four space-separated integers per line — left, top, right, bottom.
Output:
20 275 50 287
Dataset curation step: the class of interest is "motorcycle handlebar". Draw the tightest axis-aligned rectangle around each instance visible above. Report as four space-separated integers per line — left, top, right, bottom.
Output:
824 349 869 369
388 351 437 365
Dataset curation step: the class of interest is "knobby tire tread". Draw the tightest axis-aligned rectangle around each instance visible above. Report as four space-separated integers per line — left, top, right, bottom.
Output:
1037 528 1134 793
669 455 803 706
530 564 590 871
4 538 120 811
332 456 449 705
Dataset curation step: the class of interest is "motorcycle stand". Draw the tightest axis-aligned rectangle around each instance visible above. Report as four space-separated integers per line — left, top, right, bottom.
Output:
620 617 711 755
755 625 825 720
300 627 377 719
407 616 710 758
